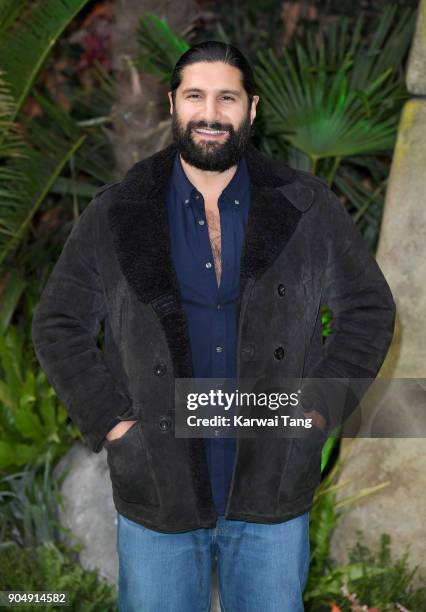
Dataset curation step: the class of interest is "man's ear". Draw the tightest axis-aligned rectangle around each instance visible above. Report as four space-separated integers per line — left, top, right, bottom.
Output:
250 95 260 124
168 91 174 115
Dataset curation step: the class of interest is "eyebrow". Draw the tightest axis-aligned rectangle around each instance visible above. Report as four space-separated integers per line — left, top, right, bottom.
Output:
181 87 241 97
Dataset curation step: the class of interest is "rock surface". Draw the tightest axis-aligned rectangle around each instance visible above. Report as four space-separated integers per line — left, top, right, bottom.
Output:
330 0 426 584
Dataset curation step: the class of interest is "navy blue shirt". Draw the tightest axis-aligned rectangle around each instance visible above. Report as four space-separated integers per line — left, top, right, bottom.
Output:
166 151 251 514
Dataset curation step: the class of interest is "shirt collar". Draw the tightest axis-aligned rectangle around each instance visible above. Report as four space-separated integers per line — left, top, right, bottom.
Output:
171 151 250 209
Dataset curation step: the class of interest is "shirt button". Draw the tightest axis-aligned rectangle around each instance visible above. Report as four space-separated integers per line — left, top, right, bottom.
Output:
195 194 200 200
198 219 205 225
216 346 223 352
205 262 212 269
184 199 189 204
216 304 222 310
234 199 239 205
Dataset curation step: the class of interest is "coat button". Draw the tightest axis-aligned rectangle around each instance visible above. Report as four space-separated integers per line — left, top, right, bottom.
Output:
277 283 286 297
153 363 167 376
159 416 171 432
274 346 285 360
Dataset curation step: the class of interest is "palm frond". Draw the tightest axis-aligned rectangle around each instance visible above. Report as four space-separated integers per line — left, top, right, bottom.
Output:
0 0 27 34
0 0 89 121
255 49 402 165
0 81 86 265
134 12 190 84
254 6 415 174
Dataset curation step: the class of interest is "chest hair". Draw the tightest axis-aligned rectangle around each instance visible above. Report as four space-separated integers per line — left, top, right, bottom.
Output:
205 207 221 287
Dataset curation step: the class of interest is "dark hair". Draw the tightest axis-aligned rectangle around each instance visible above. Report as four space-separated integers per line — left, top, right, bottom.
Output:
170 41 256 107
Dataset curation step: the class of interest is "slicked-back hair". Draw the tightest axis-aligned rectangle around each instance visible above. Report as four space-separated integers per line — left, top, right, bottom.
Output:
170 41 256 108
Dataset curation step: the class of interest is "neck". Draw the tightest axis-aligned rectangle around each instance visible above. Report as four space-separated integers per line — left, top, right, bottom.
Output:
179 154 238 199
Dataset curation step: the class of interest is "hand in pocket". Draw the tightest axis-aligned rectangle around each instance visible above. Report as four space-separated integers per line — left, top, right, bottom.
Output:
105 419 138 442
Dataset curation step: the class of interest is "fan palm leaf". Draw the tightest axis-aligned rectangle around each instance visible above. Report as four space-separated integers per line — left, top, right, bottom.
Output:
254 6 415 173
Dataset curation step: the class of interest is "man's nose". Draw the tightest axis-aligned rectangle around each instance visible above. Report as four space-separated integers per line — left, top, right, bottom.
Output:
202 97 221 124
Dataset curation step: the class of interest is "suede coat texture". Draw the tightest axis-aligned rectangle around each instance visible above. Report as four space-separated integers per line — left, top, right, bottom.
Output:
31 142 396 533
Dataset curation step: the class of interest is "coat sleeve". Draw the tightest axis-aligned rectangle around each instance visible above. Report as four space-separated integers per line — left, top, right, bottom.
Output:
300 187 397 434
31 195 135 453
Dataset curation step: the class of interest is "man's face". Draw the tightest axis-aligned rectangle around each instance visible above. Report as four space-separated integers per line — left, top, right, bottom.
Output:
168 62 259 172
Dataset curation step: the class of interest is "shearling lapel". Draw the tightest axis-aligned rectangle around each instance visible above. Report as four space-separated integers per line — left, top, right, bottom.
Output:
108 142 303 379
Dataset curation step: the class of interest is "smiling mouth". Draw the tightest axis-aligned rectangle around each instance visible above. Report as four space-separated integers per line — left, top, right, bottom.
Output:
193 128 228 138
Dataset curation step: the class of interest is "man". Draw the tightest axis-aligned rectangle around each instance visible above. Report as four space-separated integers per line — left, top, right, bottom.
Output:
32 41 396 611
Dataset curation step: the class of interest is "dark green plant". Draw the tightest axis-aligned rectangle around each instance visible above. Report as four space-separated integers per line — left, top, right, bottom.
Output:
304 451 426 610
0 540 117 611
0 455 116 610
255 5 415 164
0 0 120 277
0 329 80 470
0 0 93 266
0 453 75 549
0 276 80 471
135 12 189 83
205 0 285 62
340 532 426 611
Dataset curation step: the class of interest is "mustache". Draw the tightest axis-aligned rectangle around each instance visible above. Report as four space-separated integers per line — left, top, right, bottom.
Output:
189 122 232 132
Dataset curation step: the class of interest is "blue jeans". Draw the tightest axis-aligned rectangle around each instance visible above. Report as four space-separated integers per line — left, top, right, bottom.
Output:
116 511 310 611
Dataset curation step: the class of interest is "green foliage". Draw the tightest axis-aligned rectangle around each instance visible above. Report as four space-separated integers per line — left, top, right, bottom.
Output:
254 5 414 172
0 0 93 266
341 532 426 611
207 0 285 62
0 67 87 266
134 12 189 83
0 278 80 471
0 541 117 611
0 0 90 120
0 327 79 470
310 532 426 611
0 456 73 549
0 1 119 269
0 455 116 610
305 457 426 610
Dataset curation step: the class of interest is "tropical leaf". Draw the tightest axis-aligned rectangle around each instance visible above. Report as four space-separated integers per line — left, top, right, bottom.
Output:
254 6 415 175
0 77 87 265
135 12 190 83
0 0 90 122
255 44 402 169
0 269 27 333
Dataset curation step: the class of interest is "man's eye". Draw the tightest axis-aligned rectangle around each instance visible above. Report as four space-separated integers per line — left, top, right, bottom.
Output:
186 94 235 101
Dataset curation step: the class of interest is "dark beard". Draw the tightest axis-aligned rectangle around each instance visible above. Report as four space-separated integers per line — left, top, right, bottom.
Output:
171 109 253 172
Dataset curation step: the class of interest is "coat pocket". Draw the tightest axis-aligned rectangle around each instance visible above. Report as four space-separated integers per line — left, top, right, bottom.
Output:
279 424 326 502
104 421 159 507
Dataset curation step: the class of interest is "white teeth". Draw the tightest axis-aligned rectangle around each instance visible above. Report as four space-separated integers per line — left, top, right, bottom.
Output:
195 129 226 134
